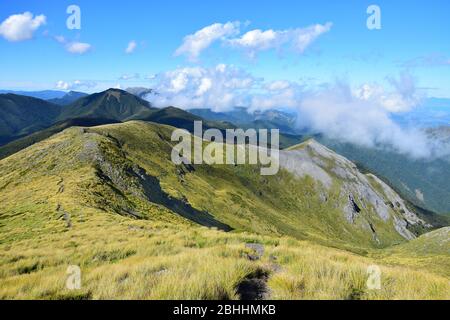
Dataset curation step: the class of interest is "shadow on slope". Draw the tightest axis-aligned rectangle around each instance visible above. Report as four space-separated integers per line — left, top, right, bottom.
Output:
134 166 233 232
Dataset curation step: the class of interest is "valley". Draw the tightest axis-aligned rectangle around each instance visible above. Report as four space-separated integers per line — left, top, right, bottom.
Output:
0 116 448 299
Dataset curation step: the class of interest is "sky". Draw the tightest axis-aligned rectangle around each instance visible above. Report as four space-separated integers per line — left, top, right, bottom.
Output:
0 0 449 96
1 0 450 158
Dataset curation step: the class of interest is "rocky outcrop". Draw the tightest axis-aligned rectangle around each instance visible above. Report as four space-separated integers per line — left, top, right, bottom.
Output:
279 140 430 240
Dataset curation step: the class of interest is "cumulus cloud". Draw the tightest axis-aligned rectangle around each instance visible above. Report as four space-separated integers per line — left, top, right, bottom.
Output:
229 29 280 54
125 40 137 54
174 21 332 60
53 36 92 54
354 73 422 113
291 22 333 53
145 64 450 159
65 41 91 54
145 64 256 110
228 22 332 58
174 21 240 61
294 82 430 158
244 73 444 159
0 12 46 42
56 80 96 90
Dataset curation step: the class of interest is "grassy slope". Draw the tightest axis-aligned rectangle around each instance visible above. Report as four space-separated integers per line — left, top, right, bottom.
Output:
58 89 156 122
0 121 448 299
376 227 450 278
320 138 450 214
0 94 61 143
87 122 412 249
0 118 121 160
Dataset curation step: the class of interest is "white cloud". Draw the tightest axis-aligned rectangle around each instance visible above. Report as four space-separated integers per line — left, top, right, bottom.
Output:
265 80 291 91
228 22 332 57
145 65 450 159
145 64 255 110
119 73 140 80
174 21 332 61
145 74 156 80
174 21 240 61
0 12 46 42
293 82 436 158
291 22 332 53
354 73 422 112
229 29 279 52
56 81 70 90
56 80 96 90
196 78 212 95
65 41 91 54
125 40 137 54
53 36 92 54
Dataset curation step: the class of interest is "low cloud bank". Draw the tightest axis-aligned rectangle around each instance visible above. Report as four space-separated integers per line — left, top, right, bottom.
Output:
144 65 449 160
295 82 448 159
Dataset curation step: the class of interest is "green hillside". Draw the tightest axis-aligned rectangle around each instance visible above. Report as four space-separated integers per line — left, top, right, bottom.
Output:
378 227 450 278
0 94 302 159
58 89 157 121
139 106 234 132
191 108 450 215
0 118 120 160
0 121 448 299
0 94 61 144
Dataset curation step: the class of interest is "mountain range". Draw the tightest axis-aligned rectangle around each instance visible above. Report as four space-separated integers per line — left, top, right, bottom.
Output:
0 87 448 299
1 89 449 215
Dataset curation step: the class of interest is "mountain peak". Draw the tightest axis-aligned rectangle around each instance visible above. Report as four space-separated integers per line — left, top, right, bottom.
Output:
58 88 156 121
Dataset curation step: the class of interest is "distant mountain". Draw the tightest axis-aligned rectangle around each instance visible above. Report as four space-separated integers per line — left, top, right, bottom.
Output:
48 91 88 105
141 106 234 133
190 107 255 123
0 94 61 145
0 90 66 100
2 90 448 217
58 88 157 121
189 107 299 134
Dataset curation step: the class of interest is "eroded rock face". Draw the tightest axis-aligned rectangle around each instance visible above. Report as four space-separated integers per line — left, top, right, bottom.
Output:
279 140 429 240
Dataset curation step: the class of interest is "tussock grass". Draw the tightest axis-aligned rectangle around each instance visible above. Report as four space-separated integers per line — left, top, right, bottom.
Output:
0 212 448 299
0 121 448 300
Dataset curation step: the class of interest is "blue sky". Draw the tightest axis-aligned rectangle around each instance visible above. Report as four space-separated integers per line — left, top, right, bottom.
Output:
0 0 449 98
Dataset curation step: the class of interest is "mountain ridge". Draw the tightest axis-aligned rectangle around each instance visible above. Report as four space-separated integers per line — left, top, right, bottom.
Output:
0 119 448 299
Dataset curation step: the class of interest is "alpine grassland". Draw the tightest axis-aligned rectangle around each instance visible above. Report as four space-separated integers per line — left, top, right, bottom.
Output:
0 121 448 299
